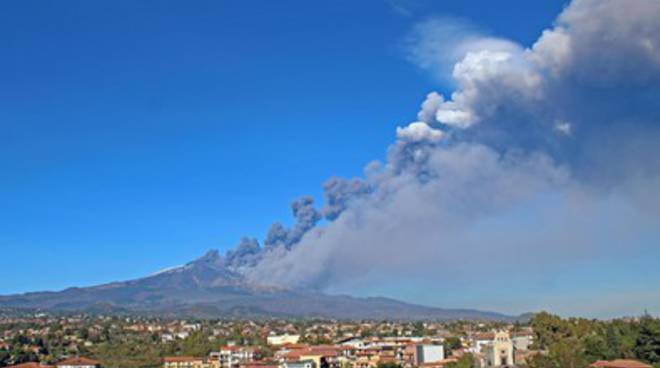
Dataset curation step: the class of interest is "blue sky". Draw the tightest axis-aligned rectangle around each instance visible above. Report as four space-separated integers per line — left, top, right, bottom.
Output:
3 0 660 319
1 0 567 294
9 0 660 322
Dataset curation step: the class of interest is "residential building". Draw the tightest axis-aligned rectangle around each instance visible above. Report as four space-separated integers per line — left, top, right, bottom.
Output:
210 346 259 368
590 360 652 368
281 360 315 368
470 333 495 354
10 363 54 368
337 338 366 350
56 358 100 368
412 344 445 365
511 332 534 351
268 335 301 346
239 361 278 368
163 357 208 368
301 347 342 368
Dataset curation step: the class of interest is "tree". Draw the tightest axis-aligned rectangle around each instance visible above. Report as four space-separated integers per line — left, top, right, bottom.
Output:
604 324 622 360
444 336 462 356
180 331 215 357
376 362 401 368
0 350 10 368
531 312 573 350
412 322 426 337
635 314 660 364
583 334 610 362
549 339 587 368
527 353 554 368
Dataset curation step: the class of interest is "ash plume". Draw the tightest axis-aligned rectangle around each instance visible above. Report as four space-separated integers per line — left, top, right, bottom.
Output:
225 237 261 268
216 0 660 311
322 177 372 221
264 196 321 249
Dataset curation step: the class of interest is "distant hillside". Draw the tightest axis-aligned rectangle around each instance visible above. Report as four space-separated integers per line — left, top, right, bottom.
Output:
0 251 522 321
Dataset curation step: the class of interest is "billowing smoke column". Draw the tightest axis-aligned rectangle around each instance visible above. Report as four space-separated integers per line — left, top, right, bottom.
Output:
220 0 660 295
264 196 321 249
322 177 371 220
224 237 261 268
223 181 371 269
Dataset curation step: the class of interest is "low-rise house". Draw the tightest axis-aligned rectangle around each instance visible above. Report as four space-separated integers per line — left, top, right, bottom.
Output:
277 345 341 368
176 331 191 339
210 346 260 368
239 361 279 368
336 338 366 349
10 363 54 368
56 357 100 368
268 335 301 346
411 344 445 365
163 357 208 368
590 360 652 368
275 344 309 361
511 332 534 351
281 360 315 368
353 356 375 368
470 333 495 354
304 346 341 366
183 324 202 332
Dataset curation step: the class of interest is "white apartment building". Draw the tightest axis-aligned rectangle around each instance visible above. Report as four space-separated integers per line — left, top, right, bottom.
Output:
267 334 301 346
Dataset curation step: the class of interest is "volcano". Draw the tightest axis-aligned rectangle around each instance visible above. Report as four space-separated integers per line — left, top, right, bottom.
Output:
0 250 522 321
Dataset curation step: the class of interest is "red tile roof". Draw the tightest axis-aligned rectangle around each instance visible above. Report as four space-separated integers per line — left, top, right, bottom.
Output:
281 344 310 349
56 358 100 367
283 351 303 359
240 362 278 368
162 357 204 363
473 333 495 341
590 360 652 368
11 363 54 368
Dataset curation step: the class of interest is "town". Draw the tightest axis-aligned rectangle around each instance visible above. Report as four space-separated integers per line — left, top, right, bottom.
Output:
1 311 658 368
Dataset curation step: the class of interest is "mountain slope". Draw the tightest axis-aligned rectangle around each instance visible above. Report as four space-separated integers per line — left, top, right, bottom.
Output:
0 251 519 321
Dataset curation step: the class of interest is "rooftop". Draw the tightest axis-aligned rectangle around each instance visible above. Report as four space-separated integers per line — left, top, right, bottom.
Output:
590 360 653 368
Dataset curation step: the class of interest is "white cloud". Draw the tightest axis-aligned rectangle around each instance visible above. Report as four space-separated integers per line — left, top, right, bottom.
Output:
555 120 572 136
408 0 660 136
396 121 444 142
405 17 520 82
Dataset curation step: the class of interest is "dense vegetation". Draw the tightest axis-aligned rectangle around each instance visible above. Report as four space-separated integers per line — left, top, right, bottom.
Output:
0 329 217 368
527 312 660 368
0 317 268 368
